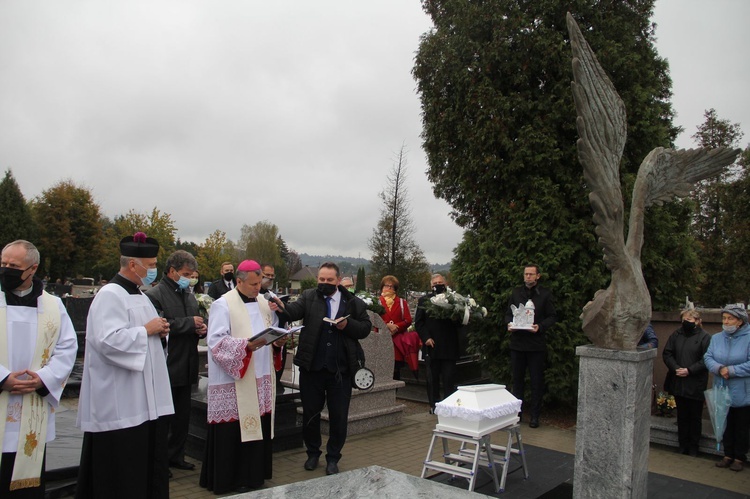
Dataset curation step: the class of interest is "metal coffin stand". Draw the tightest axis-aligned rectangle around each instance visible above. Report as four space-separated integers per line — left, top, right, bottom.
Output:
421 424 528 493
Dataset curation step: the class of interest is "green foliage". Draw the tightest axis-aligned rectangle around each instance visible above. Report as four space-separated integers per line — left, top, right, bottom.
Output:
31 180 104 280
240 221 284 267
175 238 200 256
197 230 234 281
0 170 36 248
300 277 317 291
355 266 366 292
690 109 746 307
414 0 681 406
95 208 178 279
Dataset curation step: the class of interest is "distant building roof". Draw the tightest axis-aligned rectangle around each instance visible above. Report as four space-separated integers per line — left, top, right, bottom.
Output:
289 266 317 281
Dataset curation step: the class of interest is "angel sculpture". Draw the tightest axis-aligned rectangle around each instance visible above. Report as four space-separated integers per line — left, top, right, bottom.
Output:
566 13 740 349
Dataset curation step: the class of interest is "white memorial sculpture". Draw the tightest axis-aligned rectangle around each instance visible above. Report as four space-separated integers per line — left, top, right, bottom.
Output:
508 300 535 330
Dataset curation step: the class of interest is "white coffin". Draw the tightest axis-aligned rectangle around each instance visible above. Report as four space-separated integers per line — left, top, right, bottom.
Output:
434 384 521 437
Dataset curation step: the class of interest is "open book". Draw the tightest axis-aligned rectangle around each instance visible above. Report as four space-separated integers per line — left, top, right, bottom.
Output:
249 325 304 344
323 314 350 325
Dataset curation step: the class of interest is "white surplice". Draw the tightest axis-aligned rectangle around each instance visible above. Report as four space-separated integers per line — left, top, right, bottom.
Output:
77 283 174 432
205 296 277 423
0 295 78 452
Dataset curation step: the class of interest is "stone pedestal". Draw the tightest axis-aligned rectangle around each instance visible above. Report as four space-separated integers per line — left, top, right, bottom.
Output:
574 345 656 499
281 311 405 435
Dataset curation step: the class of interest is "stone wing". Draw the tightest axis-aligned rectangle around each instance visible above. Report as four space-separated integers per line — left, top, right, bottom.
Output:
634 147 741 209
567 13 628 272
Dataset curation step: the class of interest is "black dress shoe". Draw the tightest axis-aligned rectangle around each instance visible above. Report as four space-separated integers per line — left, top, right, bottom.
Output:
529 418 539 428
304 455 319 471
169 460 195 470
326 461 339 475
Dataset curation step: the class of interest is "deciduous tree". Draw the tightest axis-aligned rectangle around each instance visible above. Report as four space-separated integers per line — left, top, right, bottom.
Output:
197 230 234 281
31 180 104 279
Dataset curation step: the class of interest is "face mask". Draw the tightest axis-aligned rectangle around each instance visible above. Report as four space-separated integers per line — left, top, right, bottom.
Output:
682 320 696 333
0 266 31 291
224 272 234 282
176 276 191 290
140 268 157 287
723 325 738 334
135 261 157 286
346 287 355 293
188 278 199 287
432 284 446 294
318 283 337 296
262 277 274 288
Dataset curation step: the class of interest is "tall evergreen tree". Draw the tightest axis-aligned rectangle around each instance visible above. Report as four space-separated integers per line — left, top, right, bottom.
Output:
0 169 36 247
690 109 745 306
368 146 431 293
356 266 366 292
413 0 680 405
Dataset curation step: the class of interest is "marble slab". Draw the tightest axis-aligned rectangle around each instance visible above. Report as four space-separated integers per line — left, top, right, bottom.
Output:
232 465 490 498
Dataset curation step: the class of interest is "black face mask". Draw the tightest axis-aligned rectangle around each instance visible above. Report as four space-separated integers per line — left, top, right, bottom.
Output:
432 284 447 294
0 266 31 292
682 320 697 334
223 272 234 282
317 283 337 296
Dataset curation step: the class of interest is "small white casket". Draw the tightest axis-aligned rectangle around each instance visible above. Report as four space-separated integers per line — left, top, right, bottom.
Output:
434 384 521 438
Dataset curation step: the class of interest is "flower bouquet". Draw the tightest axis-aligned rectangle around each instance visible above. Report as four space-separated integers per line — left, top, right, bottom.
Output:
195 293 214 321
419 287 488 325
355 291 385 315
656 391 676 417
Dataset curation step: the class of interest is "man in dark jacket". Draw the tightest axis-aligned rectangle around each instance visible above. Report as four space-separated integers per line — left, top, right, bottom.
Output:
146 250 207 471
662 309 710 456
414 273 460 413
504 264 557 428
281 262 370 476
207 261 235 299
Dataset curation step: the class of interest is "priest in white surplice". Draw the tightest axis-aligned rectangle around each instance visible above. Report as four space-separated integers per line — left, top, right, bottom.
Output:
76 232 173 499
0 240 77 498
199 259 284 494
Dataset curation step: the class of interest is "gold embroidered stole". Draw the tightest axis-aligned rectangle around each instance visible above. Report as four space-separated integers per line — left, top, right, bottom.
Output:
0 291 61 490
224 289 276 442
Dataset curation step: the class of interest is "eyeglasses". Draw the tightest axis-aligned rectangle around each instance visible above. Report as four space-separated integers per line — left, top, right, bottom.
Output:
382 284 395 289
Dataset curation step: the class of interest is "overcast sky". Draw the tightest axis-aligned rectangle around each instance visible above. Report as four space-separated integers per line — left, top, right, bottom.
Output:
1 1 747 265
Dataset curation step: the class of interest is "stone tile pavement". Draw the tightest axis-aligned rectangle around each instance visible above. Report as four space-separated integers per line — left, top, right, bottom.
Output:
168 404 749 498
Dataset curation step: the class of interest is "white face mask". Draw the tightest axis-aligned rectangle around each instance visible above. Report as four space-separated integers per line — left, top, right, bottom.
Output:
723 325 738 334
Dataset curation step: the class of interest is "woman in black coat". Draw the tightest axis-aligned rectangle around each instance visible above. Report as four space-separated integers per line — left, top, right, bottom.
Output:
662 309 711 456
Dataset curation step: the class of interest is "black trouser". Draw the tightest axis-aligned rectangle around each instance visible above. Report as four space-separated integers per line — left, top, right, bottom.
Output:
723 405 750 462
675 396 703 452
510 349 545 419
167 384 192 463
299 369 352 463
426 357 456 408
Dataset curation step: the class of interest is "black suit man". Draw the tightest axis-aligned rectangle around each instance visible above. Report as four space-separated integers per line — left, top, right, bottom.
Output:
207 261 235 299
504 264 557 428
146 250 207 470
414 273 460 412
281 262 370 476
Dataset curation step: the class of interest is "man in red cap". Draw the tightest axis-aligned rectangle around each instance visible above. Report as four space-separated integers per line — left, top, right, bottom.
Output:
76 232 173 499
199 259 285 494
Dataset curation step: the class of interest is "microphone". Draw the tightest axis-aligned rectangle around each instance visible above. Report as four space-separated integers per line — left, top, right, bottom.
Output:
264 291 286 311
